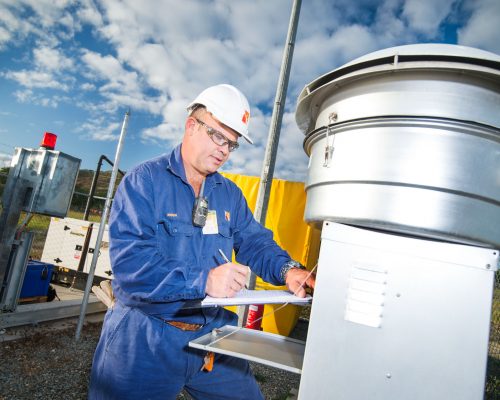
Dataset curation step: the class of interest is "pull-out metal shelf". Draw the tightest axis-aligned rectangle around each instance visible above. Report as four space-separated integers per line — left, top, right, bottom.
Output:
189 325 305 374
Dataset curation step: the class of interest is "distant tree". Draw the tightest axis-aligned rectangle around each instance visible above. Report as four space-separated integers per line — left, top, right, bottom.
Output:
0 167 10 200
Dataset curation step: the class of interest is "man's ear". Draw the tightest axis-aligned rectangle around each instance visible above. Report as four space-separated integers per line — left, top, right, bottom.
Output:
185 116 196 135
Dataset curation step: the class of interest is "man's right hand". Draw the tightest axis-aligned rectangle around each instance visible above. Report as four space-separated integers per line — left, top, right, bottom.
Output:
205 262 248 298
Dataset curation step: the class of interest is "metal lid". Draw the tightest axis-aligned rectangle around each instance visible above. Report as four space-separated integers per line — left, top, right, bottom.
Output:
296 43 500 134
344 43 500 66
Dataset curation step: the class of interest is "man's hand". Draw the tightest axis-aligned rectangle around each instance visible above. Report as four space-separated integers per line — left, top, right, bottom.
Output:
206 262 248 298
286 268 315 298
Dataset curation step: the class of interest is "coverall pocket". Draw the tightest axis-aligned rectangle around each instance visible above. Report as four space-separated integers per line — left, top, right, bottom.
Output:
104 306 132 352
215 223 234 259
163 219 194 236
218 224 232 238
157 220 194 260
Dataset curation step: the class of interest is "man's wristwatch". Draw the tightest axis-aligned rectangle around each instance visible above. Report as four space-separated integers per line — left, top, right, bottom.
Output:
280 260 306 284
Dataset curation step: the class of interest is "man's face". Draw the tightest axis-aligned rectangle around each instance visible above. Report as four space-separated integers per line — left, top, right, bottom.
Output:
183 111 239 176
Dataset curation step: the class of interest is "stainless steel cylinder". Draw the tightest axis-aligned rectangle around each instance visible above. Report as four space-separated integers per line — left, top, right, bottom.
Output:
295 44 500 248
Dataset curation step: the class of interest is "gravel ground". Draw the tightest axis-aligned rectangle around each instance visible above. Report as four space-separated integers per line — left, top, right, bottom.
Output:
0 313 308 400
1 310 499 399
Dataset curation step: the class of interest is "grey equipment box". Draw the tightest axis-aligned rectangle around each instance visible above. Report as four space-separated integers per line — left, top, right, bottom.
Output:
4 147 81 217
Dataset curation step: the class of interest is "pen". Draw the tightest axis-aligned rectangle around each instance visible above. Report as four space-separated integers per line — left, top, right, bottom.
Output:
218 248 230 263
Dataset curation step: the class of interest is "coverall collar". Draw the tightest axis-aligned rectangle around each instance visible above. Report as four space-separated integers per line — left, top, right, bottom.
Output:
166 144 224 193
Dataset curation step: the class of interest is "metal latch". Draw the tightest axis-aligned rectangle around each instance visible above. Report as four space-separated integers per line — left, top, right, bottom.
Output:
323 112 338 167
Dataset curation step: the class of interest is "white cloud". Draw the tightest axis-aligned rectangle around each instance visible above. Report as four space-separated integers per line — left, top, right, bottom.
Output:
0 151 12 167
13 89 33 103
14 89 60 107
5 69 69 90
76 0 104 27
458 0 500 54
290 24 380 102
101 91 165 115
274 112 309 182
122 43 171 90
34 46 74 71
220 109 270 178
2 44 75 95
81 50 136 87
19 0 73 29
0 25 11 49
80 49 167 114
142 123 183 143
402 0 457 36
0 0 78 51
0 3 33 47
79 119 121 141
80 82 95 91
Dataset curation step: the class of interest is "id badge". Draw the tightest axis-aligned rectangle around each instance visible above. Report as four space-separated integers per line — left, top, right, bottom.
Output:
202 210 218 234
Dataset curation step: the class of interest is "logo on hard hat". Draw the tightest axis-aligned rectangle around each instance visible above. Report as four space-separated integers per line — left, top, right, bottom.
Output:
242 110 250 125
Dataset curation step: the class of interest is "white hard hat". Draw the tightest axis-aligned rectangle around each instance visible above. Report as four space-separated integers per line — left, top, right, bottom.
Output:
188 84 252 144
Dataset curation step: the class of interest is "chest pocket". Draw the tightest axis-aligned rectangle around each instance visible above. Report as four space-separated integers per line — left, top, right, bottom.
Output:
157 219 194 259
218 222 232 238
213 221 234 261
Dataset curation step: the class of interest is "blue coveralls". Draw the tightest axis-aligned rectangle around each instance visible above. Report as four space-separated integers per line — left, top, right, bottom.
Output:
89 145 292 399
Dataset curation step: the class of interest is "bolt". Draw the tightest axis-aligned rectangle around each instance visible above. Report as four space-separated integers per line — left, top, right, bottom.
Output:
486 264 491 269
386 373 392 379
396 293 401 298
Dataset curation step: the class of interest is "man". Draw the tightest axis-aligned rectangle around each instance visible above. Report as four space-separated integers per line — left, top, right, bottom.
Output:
89 84 315 399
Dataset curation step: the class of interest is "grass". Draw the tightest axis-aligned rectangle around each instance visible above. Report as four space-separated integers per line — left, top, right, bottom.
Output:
17 209 102 231
486 358 499 400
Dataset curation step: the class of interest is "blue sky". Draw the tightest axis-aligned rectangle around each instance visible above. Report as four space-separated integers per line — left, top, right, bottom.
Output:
1 0 499 181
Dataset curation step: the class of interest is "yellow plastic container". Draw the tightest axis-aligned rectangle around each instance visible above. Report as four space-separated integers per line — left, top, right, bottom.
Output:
221 173 321 336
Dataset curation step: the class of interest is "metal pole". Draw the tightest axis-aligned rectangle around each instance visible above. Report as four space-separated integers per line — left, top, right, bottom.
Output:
239 0 302 326
75 111 130 340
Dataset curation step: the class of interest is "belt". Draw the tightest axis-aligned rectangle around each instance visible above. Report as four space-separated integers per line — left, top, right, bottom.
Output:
165 320 203 331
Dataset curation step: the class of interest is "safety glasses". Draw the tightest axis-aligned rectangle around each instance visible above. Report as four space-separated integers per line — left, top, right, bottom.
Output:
194 118 239 152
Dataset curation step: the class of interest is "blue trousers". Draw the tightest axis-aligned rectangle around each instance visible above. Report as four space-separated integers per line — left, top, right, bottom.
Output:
89 302 264 400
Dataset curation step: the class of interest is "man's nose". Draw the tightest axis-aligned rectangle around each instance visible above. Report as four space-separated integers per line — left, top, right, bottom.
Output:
217 143 229 156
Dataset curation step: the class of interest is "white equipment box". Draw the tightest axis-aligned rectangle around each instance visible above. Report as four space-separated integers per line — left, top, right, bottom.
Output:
41 217 112 279
299 222 498 400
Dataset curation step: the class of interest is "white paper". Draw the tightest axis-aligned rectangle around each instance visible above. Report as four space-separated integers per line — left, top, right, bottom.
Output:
201 289 312 307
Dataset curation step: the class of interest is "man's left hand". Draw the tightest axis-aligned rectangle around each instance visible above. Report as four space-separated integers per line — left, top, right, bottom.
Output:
286 268 315 298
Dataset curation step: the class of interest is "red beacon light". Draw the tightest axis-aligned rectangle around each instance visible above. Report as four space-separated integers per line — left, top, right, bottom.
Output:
40 132 57 150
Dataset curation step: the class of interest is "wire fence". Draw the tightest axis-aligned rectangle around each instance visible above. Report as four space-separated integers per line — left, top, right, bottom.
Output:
0 167 499 397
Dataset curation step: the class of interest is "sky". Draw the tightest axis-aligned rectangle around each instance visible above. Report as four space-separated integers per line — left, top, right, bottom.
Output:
0 0 499 182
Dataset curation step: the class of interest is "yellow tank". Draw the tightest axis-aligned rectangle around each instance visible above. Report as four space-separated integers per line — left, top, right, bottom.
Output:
221 173 320 336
